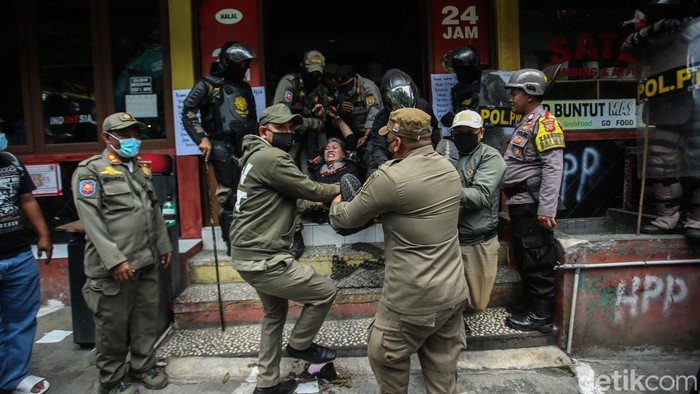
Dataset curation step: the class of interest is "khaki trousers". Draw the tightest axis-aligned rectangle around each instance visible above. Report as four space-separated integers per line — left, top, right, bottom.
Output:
461 235 499 316
368 300 467 394
239 259 337 388
82 264 159 386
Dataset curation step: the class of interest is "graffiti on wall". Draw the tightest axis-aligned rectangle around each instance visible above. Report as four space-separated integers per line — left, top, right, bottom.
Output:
614 274 689 322
559 140 634 218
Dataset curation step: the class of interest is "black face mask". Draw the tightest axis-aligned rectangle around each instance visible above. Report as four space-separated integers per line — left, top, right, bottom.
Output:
301 69 321 93
270 132 294 152
453 133 480 154
454 65 481 84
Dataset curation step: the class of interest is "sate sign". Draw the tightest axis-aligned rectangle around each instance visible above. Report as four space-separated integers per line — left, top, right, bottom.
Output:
198 0 261 86
430 0 490 74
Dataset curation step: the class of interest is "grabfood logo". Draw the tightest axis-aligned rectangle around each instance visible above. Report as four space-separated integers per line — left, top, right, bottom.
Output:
216 9 243 25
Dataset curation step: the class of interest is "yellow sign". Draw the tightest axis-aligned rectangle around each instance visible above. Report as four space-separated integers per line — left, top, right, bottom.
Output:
479 107 521 127
637 65 698 102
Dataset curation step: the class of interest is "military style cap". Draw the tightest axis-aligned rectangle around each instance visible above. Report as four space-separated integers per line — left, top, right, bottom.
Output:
451 109 483 129
102 112 146 132
303 50 325 73
259 103 303 126
378 108 432 140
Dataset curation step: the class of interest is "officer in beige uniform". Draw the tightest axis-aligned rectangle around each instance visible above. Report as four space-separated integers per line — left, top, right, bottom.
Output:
334 65 383 151
329 108 468 394
73 113 172 394
231 104 340 394
501 69 564 333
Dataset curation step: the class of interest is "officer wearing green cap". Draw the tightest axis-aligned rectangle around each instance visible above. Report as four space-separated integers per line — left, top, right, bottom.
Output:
273 49 330 259
329 108 468 394
230 103 340 394
72 112 172 394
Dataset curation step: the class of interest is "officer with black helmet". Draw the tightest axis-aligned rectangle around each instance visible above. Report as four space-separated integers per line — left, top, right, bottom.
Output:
366 68 440 171
440 45 483 132
502 68 565 333
621 0 700 240
182 41 258 255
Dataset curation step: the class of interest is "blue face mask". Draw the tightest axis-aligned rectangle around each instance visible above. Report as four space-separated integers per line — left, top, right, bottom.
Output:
108 133 141 158
0 133 7 151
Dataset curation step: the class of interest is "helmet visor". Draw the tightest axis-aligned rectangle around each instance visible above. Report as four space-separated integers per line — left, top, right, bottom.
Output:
385 85 416 110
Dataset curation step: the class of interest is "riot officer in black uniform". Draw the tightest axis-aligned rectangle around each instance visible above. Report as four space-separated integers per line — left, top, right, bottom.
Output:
439 45 483 133
621 0 700 241
366 69 441 171
182 41 258 255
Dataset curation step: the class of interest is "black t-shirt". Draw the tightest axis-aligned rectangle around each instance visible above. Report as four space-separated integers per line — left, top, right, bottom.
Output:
0 152 36 258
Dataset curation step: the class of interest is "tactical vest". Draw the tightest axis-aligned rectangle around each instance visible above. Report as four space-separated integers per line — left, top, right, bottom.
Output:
203 76 258 142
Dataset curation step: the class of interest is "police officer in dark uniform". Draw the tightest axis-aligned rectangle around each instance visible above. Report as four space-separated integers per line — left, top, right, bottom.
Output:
501 69 565 333
366 68 441 172
182 41 258 255
439 45 483 131
622 0 700 240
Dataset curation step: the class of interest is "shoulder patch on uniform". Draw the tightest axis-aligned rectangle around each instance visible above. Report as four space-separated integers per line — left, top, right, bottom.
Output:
535 115 565 153
366 95 376 106
141 166 151 176
284 90 293 102
235 96 250 116
79 179 98 197
100 166 122 175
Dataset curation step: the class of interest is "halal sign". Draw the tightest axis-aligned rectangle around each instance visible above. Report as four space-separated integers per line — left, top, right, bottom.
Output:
216 8 243 25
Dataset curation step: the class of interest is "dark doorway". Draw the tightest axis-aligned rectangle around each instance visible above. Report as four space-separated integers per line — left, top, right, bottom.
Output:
262 0 428 104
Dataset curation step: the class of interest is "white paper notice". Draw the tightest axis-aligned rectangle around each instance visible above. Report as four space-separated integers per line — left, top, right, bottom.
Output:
295 381 319 393
125 94 157 118
252 86 266 121
172 89 200 156
36 329 72 344
430 74 458 137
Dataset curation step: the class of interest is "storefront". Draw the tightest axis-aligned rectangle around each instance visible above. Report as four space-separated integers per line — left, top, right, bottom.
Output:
3 0 647 249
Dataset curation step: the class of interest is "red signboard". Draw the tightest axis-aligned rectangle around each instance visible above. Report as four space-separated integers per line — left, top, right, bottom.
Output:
198 0 261 86
430 0 490 74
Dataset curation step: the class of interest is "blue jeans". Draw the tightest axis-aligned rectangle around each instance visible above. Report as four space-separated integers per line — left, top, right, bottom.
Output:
0 249 40 391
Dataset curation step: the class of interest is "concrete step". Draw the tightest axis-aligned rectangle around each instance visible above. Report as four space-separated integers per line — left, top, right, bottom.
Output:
173 265 521 329
188 241 511 285
159 307 556 359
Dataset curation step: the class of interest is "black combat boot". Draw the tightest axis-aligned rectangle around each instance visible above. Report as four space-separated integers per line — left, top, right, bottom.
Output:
506 298 553 333
290 229 305 260
253 379 298 394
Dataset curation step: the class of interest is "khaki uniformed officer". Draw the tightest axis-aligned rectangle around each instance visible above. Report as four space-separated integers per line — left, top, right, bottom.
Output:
72 112 172 394
231 104 340 394
329 108 469 394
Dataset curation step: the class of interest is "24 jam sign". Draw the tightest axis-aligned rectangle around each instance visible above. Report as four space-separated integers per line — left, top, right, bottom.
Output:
431 0 490 74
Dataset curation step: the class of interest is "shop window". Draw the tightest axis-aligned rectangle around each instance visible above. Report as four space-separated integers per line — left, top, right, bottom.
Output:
520 5 641 108
36 0 97 144
110 0 166 140
0 1 27 146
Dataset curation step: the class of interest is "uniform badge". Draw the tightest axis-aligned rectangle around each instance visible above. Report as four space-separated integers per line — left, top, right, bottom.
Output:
235 96 249 116
522 126 530 131
141 166 151 176
107 154 120 164
79 180 97 197
391 121 401 132
535 115 565 152
284 90 293 102
513 147 522 156
100 166 122 175
526 113 534 121
514 136 523 144
461 98 473 106
467 169 474 177
366 95 376 106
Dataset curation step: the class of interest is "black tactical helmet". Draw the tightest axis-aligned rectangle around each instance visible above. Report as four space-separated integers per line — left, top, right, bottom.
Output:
380 69 417 111
219 42 256 70
442 45 481 73
504 69 547 96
